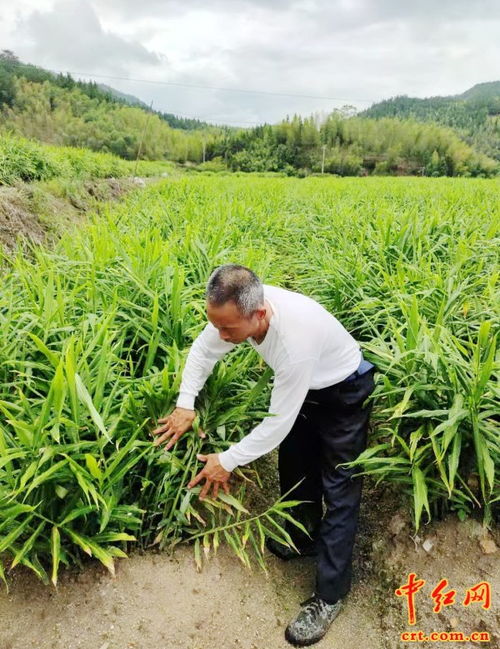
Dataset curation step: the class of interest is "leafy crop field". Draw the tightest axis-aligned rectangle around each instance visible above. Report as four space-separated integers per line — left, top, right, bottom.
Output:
0 133 173 185
0 175 498 588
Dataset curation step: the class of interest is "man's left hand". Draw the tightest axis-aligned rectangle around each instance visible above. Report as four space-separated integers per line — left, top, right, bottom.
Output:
188 453 231 500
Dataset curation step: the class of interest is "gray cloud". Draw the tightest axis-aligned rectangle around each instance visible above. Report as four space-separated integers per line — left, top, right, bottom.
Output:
96 0 500 28
18 0 162 75
97 0 298 17
3 0 499 126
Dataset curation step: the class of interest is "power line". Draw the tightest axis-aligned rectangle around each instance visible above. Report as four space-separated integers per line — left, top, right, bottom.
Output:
66 69 373 126
2 59 372 126
55 68 369 126
60 69 375 104
149 108 265 126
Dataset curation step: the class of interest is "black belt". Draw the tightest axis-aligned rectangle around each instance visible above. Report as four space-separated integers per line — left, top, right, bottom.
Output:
343 357 375 382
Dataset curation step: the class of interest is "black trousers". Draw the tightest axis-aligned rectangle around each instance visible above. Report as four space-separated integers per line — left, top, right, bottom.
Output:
277 366 376 604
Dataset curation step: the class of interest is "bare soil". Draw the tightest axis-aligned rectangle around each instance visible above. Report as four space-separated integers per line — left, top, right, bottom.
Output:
0 177 156 255
0 184 46 253
0 478 497 649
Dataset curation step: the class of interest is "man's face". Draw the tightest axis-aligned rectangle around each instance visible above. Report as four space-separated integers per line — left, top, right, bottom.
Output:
206 299 266 344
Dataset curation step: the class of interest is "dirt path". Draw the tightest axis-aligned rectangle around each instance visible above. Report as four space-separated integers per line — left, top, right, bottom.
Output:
0 546 380 649
0 482 498 649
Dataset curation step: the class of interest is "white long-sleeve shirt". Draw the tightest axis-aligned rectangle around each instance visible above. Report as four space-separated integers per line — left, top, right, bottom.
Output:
176 283 362 472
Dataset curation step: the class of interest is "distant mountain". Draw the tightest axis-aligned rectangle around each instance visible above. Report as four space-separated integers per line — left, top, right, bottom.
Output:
97 83 149 109
457 81 500 101
361 82 500 160
0 51 497 176
0 50 215 132
96 82 215 131
0 50 228 162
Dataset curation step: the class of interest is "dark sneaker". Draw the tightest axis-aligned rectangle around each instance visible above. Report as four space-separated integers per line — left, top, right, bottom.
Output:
285 594 343 646
265 536 318 561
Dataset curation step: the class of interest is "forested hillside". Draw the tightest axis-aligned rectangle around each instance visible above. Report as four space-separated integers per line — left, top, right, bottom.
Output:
0 50 497 177
362 82 500 161
0 50 214 132
210 113 498 176
0 76 223 162
0 51 224 162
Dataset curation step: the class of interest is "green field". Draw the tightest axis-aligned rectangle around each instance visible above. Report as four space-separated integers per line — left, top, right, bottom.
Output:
0 133 174 185
0 175 498 586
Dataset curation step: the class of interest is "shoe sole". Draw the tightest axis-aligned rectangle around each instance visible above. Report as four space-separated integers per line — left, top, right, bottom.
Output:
284 602 342 646
281 548 318 561
265 540 318 561
266 543 318 561
284 626 327 646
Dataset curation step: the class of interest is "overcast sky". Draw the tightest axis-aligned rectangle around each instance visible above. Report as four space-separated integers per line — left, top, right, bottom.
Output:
1 0 499 126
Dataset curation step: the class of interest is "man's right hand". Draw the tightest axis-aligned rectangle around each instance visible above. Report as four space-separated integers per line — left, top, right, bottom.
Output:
152 407 206 450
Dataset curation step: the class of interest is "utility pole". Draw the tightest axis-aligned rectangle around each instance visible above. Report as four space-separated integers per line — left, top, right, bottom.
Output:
202 140 206 163
321 144 327 174
133 100 154 176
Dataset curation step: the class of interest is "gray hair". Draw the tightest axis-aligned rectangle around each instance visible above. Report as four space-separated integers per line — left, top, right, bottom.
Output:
206 264 264 318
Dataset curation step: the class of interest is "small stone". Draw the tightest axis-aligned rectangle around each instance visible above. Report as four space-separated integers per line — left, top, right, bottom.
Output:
389 513 407 536
449 617 459 629
468 520 486 539
423 538 434 553
479 535 497 554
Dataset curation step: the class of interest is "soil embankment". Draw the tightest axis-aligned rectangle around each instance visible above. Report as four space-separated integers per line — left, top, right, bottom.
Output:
0 176 155 254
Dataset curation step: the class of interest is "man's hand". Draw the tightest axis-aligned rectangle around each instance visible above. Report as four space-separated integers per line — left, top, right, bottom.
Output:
188 453 231 500
152 407 205 450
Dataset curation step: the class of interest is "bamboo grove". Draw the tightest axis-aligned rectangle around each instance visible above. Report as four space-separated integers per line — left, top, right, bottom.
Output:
1 52 498 178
